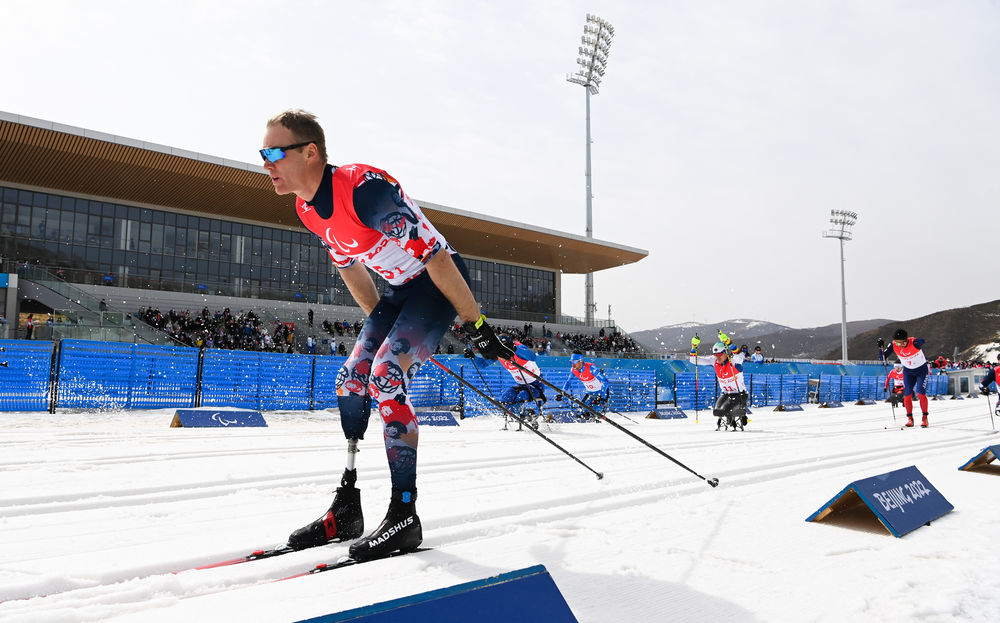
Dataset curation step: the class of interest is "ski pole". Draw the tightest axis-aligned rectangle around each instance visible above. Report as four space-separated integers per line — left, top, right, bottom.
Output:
878 349 896 423
985 390 996 431
468 356 499 402
428 357 604 479
466 355 514 429
694 336 700 424
504 358 719 487
606 407 639 424
591 389 637 423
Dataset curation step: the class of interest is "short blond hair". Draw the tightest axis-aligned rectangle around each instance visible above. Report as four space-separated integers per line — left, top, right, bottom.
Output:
266 109 327 161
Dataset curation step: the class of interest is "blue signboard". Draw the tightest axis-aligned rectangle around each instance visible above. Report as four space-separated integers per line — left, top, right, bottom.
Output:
806 465 954 537
415 410 460 427
171 409 267 428
649 407 687 420
957 445 1000 471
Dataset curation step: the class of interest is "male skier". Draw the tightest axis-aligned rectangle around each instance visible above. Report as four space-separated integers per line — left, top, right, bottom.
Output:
877 329 931 428
262 110 510 561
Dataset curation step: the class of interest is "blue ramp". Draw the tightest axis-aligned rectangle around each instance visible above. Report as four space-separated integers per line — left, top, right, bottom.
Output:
295 564 577 623
958 445 1000 471
806 465 953 537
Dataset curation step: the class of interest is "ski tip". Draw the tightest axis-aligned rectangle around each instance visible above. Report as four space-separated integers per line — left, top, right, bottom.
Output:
706 477 720 488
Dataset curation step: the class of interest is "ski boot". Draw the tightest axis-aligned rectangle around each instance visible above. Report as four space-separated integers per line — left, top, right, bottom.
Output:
716 417 723 431
921 413 929 428
905 414 914 428
287 469 364 550
349 489 422 562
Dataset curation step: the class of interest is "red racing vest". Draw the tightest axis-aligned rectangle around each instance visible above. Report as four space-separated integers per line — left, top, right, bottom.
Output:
714 357 746 394
886 368 904 392
501 353 541 383
295 164 449 286
892 338 927 369
572 362 605 392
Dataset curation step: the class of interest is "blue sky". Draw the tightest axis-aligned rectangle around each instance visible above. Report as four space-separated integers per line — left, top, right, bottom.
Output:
3 1 998 332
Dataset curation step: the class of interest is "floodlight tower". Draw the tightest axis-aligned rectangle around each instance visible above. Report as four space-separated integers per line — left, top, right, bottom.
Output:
567 13 614 325
823 210 858 364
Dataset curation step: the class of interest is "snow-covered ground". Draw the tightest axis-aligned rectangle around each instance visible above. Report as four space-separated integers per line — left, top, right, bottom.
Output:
1 398 999 622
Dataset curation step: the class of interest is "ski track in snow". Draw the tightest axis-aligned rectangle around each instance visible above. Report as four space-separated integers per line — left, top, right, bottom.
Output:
1 400 999 622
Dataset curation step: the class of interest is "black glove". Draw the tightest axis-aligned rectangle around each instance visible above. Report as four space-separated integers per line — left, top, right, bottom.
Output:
463 347 475 360
876 337 885 348
555 394 563 401
462 314 513 360
981 386 990 395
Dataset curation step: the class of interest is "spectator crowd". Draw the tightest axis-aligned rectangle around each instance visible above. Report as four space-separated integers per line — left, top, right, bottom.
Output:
135 306 360 355
449 322 643 357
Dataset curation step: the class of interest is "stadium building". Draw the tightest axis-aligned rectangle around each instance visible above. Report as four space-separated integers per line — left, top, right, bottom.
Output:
0 111 647 348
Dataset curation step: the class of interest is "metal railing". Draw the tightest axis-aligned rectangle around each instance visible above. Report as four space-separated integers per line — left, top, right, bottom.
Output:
15 264 180 346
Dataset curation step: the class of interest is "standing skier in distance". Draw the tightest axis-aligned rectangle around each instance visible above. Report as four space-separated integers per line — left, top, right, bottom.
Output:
977 361 1000 403
884 362 905 408
877 328 931 428
262 109 511 561
690 331 749 431
556 351 611 420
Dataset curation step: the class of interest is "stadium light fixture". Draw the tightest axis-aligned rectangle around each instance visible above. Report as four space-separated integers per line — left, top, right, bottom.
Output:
566 13 614 325
823 210 858 364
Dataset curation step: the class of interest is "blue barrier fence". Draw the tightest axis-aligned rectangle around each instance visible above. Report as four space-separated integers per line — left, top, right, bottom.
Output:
817 374 949 403
0 339 951 413
675 370 948 410
675 372 810 410
0 340 53 411
0 340 655 414
56 340 199 410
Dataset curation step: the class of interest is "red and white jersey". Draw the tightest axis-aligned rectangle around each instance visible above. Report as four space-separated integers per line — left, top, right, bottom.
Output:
886 368 904 391
500 353 541 384
692 352 747 393
714 354 747 393
296 164 450 286
892 338 927 369
573 363 605 392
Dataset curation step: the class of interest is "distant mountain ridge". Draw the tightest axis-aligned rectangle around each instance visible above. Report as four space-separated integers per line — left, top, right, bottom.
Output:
833 300 1000 363
631 318 891 359
631 300 1000 361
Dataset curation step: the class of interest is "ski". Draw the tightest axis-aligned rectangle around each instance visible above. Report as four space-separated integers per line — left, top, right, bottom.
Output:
0 542 337 604
277 547 433 581
192 544 299 570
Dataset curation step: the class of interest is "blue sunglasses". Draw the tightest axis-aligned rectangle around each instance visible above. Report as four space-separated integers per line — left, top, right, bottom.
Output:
259 141 313 163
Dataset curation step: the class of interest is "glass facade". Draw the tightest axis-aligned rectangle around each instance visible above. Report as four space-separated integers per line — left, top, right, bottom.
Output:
0 185 556 317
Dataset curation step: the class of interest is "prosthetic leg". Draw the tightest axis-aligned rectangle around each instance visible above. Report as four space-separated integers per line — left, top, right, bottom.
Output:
287 440 364 549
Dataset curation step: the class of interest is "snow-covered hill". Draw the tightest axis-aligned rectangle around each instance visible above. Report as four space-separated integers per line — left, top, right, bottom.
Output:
631 318 893 358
